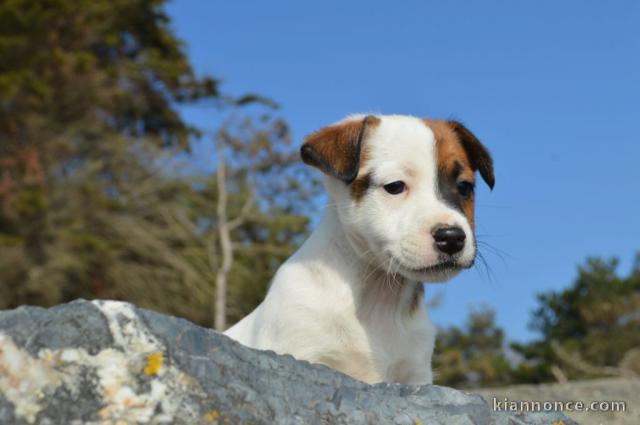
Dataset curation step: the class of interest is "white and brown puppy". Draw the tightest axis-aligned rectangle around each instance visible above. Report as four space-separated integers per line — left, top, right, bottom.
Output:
225 114 494 384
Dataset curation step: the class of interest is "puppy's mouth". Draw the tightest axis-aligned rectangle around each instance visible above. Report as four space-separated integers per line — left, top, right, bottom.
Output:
408 260 465 274
392 256 474 281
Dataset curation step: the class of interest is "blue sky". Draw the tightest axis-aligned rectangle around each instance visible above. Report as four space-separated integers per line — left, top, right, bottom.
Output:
166 0 640 342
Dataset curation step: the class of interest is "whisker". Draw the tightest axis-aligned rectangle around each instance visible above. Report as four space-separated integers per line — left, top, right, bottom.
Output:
474 250 497 283
476 239 510 268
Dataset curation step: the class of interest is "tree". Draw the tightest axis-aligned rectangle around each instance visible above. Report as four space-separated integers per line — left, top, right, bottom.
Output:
0 0 219 287
433 306 514 388
512 255 640 382
0 0 317 329
186 115 316 330
0 0 217 148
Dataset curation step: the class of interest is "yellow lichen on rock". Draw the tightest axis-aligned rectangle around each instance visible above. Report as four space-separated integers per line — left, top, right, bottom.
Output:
144 352 163 376
204 410 220 422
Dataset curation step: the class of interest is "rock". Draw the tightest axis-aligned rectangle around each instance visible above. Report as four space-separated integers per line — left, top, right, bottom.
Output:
0 300 577 425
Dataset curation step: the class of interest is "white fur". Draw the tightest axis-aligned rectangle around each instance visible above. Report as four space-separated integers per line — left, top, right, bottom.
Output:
225 115 477 384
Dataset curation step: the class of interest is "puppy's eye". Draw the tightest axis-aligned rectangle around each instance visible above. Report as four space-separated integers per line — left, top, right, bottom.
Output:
383 181 406 195
457 181 474 197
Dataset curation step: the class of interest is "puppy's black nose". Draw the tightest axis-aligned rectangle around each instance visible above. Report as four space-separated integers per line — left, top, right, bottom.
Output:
433 226 466 255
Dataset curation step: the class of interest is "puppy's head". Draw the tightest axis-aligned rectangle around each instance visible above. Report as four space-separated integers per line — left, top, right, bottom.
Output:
301 114 494 282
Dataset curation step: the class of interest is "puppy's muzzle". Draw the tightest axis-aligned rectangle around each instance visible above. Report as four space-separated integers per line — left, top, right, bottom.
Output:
432 226 466 256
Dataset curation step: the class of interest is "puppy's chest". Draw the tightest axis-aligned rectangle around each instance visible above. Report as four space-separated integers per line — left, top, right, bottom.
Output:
312 310 429 384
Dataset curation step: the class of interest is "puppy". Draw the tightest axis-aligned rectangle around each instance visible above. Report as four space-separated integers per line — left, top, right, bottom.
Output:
225 114 494 384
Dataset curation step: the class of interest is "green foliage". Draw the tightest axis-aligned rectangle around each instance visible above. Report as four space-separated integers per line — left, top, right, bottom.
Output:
434 306 514 388
435 254 640 388
0 0 315 329
512 255 640 382
0 0 217 147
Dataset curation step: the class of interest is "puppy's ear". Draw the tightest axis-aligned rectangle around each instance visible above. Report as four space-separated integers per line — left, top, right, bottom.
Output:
301 115 379 184
448 120 495 189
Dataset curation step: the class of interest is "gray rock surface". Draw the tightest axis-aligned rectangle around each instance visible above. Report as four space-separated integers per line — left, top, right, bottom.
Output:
0 300 577 424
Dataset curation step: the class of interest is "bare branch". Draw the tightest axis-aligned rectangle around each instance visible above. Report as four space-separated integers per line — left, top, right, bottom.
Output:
551 340 637 378
230 242 291 256
214 143 232 331
228 190 255 231
550 365 568 383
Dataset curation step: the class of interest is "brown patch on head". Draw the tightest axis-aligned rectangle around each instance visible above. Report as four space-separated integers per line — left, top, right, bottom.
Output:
427 120 476 181
448 121 495 189
426 119 477 227
350 172 372 200
300 115 380 184
425 119 494 229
